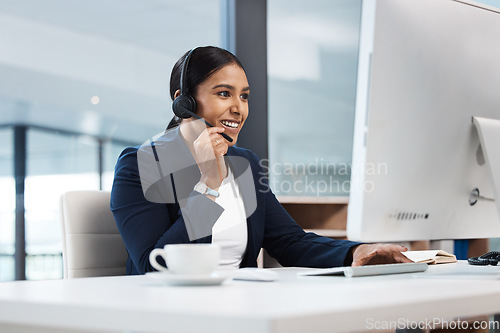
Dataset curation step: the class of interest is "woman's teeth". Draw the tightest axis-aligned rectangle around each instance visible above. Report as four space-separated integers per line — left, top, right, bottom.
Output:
221 120 239 128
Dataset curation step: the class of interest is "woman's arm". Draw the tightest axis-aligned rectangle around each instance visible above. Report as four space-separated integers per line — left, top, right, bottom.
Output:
236 149 359 268
110 147 222 274
261 188 360 268
251 151 408 268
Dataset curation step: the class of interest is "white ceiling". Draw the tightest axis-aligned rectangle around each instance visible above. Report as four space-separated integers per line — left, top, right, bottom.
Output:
0 0 221 143
0 0 221 56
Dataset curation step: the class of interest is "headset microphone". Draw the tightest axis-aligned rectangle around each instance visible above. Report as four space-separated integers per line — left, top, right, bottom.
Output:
172 48 233 143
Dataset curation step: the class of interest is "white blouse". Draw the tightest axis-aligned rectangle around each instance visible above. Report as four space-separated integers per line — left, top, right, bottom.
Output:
211 167 248 270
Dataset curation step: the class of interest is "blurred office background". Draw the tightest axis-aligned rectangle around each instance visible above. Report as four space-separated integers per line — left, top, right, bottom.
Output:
1 0 499 281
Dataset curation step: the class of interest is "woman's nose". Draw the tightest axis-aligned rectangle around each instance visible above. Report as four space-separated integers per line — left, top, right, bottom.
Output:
230 98 242 114
230 106 241 115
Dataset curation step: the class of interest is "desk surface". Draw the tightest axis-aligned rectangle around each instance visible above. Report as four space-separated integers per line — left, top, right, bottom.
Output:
1 261 500 333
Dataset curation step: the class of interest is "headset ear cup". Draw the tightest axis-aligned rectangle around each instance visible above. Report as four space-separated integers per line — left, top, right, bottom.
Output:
172 95 197 118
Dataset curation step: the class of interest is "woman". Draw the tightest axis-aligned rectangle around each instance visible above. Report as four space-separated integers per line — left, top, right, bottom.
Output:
111 46 411 274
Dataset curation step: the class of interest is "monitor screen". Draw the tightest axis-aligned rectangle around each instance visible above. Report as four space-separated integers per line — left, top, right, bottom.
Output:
347 0 500 242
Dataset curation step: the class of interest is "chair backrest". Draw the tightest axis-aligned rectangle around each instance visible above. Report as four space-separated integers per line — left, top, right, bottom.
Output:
60 190 128 278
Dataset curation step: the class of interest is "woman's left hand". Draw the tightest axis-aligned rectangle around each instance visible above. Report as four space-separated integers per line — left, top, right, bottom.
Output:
351 243 414 266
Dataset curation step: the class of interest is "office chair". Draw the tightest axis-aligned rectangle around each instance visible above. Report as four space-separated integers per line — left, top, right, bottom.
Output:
59 190 128 278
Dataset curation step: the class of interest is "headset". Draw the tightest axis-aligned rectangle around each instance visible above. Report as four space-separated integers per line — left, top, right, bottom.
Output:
172 47 233 142
468 251 500 266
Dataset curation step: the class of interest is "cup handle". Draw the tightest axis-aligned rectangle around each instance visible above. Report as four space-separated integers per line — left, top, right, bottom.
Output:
149 248 169 272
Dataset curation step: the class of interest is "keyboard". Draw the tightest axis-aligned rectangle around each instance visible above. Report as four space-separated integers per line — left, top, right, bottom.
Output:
298 262 428 278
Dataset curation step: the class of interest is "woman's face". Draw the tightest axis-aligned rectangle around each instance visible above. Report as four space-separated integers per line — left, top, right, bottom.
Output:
193 64 250 146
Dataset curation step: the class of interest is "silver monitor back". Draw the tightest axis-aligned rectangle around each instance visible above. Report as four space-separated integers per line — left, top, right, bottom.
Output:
347 0 500 242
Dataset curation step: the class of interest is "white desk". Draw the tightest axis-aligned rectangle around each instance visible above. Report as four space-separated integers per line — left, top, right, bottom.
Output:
0 262 499 333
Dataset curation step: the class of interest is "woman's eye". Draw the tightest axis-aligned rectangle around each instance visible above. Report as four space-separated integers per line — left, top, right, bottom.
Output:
218 91 230 97
240 93 249 100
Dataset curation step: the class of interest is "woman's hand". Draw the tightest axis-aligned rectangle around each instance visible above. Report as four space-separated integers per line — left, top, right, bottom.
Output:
193 126 228 190
351 243 413 267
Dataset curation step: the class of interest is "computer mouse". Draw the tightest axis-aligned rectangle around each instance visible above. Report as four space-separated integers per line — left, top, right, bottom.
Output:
233 268 279 282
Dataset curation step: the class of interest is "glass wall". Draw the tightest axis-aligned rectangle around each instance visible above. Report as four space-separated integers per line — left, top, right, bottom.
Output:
267 0 362 197
0 126 137 281
25 129 100 280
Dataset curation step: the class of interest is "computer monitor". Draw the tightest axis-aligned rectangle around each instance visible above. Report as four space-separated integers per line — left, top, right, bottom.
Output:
347 0 500 242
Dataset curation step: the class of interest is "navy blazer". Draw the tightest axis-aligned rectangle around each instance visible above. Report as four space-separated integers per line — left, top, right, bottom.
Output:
111 129 360 274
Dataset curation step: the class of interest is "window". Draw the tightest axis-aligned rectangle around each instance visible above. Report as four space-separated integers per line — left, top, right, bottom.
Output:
268 0 362 197
25 130 100 280
0 0 222 281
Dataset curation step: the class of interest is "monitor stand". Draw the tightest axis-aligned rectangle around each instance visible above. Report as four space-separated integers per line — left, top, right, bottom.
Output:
472 116 500 218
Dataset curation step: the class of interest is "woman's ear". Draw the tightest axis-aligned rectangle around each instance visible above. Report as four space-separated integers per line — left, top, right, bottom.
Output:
174 89 181 99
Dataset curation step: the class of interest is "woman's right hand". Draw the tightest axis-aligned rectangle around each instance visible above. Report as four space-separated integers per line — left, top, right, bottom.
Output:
192 127 228 190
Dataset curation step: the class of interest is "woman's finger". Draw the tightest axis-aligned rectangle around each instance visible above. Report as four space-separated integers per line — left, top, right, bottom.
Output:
209 133 228 156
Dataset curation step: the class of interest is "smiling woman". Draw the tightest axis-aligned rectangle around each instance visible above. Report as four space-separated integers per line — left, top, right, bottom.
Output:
166 47 247 133
110 46 412 275
185 63 249 145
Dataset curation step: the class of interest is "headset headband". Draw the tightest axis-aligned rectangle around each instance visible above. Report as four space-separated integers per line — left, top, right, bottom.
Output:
180 47 198 96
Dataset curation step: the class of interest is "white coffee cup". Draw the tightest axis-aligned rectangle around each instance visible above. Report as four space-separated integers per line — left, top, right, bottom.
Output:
149 244 221 275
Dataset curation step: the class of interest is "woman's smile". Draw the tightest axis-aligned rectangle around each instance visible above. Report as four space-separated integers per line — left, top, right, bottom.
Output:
193 64 250 145
219 119 241 134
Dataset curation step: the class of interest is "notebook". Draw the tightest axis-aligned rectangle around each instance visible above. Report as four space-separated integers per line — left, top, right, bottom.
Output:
402 250 457 264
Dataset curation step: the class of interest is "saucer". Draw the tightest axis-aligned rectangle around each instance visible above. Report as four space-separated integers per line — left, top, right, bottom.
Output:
146 271 230 286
